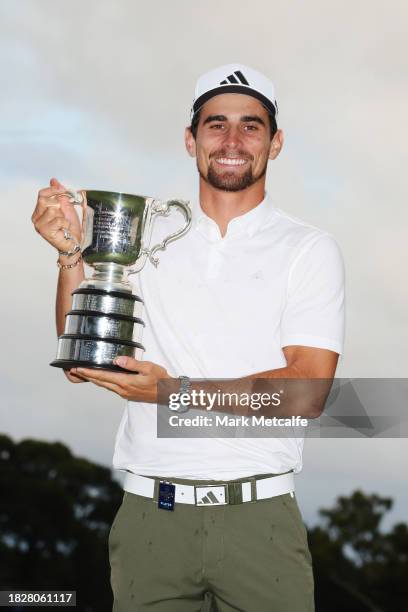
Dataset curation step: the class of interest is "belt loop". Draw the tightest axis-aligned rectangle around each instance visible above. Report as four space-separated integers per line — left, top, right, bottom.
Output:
250 477 257 502
228 482 243 505
153 478 159 502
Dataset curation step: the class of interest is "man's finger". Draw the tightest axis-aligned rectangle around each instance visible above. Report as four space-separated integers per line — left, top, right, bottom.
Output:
73 366 152 389
35 205 65 228
38 186 66 199
87 378 124 396
32 190 72 224
74 367 129 385
113 356 147 373
68 369 89 381
50 177 66 190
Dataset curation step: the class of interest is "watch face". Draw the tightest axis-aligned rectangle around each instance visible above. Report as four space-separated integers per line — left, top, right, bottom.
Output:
175 376 191 412
179 377 191 392
175 402 190 413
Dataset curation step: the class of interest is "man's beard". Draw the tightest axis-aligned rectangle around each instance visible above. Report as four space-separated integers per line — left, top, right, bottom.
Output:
198 152 268 192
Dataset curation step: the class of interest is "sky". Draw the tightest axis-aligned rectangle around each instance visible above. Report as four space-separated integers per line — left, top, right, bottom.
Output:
1 0 407 529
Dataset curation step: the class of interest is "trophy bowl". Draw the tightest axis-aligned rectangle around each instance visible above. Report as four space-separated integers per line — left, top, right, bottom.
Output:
50 190 191 371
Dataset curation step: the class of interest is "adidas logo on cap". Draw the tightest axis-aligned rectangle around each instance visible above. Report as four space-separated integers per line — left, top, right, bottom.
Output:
219 70 250 86
191 63 278 120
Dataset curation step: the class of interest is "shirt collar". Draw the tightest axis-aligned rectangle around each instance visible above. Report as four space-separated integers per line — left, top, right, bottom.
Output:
193 192 276 242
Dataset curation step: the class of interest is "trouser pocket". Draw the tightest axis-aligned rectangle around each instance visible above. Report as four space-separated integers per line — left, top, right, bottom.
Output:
108 493 126 554
282 493 313 565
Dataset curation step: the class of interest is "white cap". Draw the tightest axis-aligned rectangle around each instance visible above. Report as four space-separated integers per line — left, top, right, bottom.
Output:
191 63 278 121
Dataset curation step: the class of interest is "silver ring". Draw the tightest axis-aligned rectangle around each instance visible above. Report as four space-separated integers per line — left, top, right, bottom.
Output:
63 228 73 241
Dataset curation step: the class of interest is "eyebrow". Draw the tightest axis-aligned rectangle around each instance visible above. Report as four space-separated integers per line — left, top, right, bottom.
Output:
240 115 266 127
203 114 228 125
203 114 266 127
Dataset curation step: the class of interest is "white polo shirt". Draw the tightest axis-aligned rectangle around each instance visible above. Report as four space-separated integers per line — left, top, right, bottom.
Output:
112 193 345 479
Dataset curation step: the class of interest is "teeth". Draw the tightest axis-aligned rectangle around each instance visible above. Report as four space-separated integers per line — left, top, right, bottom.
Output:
215 158 247 166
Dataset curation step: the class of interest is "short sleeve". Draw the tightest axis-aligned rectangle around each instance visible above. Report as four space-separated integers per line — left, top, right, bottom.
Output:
280 233 345 355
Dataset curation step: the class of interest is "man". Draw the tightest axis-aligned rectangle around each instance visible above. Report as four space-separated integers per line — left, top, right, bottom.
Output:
32 64 345 611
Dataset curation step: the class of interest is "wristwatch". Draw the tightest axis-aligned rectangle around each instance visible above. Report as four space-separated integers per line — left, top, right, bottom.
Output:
174 375 191 413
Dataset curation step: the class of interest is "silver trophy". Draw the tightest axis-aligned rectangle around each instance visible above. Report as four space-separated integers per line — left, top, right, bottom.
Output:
50 190 191 371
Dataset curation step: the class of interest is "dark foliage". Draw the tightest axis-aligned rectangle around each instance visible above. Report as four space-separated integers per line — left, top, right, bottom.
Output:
310 491 408 611
0 434 123 611
1 434 407 611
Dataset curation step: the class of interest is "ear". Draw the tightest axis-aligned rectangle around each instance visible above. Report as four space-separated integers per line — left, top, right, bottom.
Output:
268 128 284 160
185 127 197 158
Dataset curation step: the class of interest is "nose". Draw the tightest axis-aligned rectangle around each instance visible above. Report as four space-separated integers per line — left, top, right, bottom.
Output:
222 125 242 149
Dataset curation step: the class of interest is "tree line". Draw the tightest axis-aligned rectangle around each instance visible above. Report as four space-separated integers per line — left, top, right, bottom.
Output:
0 434 407 611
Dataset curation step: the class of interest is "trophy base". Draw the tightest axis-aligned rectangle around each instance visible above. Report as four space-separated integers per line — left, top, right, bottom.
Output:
51 334 145 372
71 287 143 318
50 359 134 373
65 311 145 343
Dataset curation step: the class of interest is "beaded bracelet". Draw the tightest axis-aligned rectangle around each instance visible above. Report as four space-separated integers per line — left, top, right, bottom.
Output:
57 253 83 271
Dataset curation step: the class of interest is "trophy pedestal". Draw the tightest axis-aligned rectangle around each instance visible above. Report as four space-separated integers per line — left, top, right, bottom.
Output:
50 281 145 372
50 360 135 373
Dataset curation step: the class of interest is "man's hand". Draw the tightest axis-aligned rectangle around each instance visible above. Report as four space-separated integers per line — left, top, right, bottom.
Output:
70 357 173 402
31 178 82 251
65 370 90 384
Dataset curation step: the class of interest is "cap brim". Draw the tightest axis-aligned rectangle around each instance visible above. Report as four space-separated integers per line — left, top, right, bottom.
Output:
192 85 277 118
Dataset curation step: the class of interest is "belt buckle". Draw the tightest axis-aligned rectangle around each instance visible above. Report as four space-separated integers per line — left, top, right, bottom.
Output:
194 484 228 506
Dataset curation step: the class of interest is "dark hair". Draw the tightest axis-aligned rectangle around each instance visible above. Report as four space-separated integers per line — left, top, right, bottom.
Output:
189 108 278 140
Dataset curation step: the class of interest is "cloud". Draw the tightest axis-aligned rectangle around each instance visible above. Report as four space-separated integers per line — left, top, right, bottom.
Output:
1 0 407 524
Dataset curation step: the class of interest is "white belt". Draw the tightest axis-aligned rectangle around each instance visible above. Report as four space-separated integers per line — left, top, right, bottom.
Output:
123 472 295 506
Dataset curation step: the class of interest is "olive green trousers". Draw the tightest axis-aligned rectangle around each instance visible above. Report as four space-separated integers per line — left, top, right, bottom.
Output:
109 474 314 611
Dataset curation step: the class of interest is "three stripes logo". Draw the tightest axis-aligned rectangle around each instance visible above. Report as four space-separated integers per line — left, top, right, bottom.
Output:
196 486 226 505
197 491 221 505
220 70 250 86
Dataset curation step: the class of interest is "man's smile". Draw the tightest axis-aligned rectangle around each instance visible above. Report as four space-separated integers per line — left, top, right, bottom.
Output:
214 157 248 166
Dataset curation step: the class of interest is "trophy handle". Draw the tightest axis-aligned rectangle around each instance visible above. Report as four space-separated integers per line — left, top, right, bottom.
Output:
129 199 192 274
147 199 192 267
